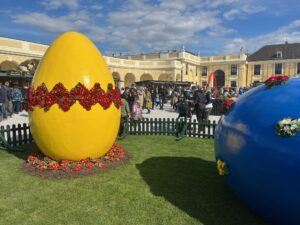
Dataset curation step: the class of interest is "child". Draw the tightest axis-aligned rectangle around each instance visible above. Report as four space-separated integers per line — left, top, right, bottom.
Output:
132 102 143 121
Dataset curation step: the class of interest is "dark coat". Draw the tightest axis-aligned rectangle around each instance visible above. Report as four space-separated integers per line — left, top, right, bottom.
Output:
0 86 8 104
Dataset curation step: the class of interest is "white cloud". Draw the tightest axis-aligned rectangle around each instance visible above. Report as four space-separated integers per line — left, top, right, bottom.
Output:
41 0 80 10
11 10 107 41
90 4 103 10
222 20 300 54
224 5 266 20
207 26 236 37
9 0 274 54
106 0 228 51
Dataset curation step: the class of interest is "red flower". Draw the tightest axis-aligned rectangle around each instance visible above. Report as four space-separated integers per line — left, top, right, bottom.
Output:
59 164 67 170
265 75 289 88
25 144 127 173
47 162 59 170
27 155 36 162
221 98 235 114
28 82 121 112
72 163 83 171
85 162 94 169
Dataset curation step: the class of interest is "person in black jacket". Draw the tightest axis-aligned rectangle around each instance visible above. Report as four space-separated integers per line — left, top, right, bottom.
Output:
0 82 9 120
193 86 207 123
203 86 213 122
159 85 167 110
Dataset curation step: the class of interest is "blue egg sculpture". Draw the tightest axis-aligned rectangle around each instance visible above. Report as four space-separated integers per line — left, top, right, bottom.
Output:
215 77 300 225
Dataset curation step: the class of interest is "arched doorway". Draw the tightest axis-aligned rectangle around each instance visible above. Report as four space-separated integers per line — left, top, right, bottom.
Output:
215 70 225 88
0 60 19 71
124 73 135 87
158 73 171 81
140 73 153 81
112 72 121 88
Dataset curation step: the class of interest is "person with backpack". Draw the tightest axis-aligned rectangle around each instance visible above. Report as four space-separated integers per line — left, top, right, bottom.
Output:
177 97 192 119
176 97 193 140
193 86 207 123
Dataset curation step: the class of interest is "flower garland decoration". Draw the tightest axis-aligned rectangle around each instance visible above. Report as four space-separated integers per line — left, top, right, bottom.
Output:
28 82 122 112
264 75 289 88
221 97 235 114
23 143 129 179
276 117 300 137
217 159 229 176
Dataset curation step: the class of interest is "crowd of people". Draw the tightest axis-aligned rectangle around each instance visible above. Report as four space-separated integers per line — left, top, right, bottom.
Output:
118 84 249 123
0 82 26 122
118 84 250 138
0 80 249 128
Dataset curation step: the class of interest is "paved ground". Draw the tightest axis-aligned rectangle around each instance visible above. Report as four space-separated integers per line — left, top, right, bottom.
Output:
0 102 221 127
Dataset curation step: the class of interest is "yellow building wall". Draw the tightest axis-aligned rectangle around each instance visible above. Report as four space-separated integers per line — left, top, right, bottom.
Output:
247 60 300 86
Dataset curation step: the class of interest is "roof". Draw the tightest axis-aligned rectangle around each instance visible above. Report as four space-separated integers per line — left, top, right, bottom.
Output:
247 43 300 61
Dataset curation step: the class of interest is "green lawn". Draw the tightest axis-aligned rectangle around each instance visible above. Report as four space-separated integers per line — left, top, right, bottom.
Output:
0 136 268 225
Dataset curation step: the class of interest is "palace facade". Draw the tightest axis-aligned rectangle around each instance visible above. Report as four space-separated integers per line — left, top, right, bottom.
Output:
1 36 300 88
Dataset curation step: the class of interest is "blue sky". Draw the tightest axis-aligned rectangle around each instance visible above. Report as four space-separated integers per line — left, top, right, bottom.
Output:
1 0 300 56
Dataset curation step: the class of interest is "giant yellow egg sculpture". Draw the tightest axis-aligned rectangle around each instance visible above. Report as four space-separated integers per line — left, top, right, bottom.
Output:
29 32 121 161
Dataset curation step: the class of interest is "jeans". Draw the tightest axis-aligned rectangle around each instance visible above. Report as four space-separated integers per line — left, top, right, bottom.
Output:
0 102 8 119
13 101 21 114
119 117 129 138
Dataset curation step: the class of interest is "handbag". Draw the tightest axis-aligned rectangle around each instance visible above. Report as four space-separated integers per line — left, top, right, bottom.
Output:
205 103 213 109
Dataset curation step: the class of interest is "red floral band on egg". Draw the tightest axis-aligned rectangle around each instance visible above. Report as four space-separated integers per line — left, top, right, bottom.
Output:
28 82 122 112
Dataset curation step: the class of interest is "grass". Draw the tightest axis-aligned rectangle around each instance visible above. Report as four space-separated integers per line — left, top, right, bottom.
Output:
0 136 268 225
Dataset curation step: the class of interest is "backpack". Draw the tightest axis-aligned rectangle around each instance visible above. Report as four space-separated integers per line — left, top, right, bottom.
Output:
178 101 191 118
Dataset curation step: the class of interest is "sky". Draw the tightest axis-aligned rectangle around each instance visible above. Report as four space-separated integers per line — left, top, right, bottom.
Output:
1 0 300 56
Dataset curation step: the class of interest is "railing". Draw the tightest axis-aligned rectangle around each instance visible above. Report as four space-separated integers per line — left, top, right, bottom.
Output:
0 119 218 149
0 124 33 149
128 118 217 138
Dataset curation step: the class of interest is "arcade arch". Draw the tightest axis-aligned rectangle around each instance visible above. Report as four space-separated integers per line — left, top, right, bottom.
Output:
158 73 171 81
215 69 225 88
124 73 136 87
140 73 153 81
0 60 19 71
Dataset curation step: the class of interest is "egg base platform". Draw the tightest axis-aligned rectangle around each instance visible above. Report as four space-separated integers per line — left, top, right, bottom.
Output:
22 144 129 179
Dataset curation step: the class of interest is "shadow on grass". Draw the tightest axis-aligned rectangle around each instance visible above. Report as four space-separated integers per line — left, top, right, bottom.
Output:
2 143 38 161
137 157 269 225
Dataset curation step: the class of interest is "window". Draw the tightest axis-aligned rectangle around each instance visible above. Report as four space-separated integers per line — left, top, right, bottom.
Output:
254 65 261 75
276 51 282 58
231 81 237 87
186 64 188 75
275 63 282 75
297 63 300 74
202 66 207 76
231 64 237 75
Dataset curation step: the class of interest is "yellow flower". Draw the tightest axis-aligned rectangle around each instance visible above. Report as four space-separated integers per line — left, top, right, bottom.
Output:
217 159 229 176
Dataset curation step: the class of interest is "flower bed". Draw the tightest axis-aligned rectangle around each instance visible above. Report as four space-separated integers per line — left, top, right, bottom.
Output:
264 75 289 88
22 143 129 179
